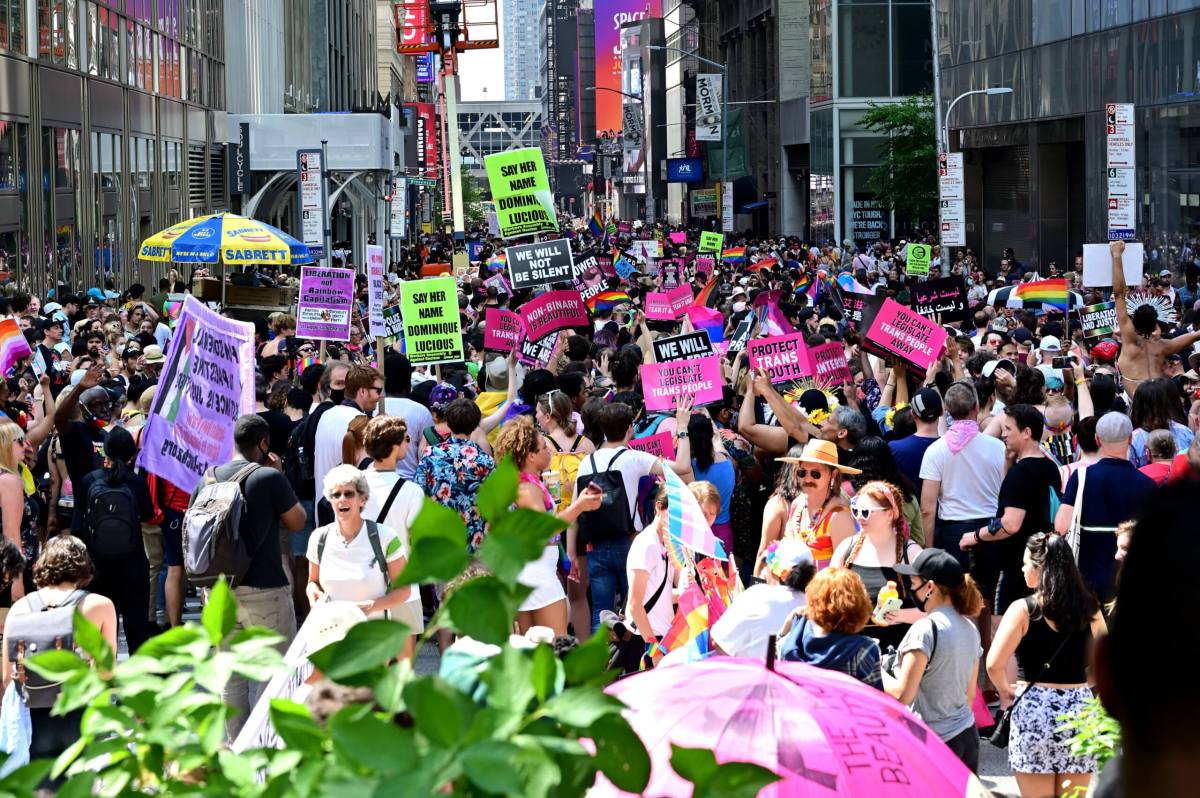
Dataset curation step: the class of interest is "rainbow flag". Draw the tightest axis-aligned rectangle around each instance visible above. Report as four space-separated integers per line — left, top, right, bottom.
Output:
487 253 506 272
587 290 632 313
721 247 746 264
693 278 719 308
659 583 712 661
294 355 320 375
793 273 811 295
748 256 777 273
1014 278 1070 310
163 298 184 327
587 211 604 237
0 319 31 376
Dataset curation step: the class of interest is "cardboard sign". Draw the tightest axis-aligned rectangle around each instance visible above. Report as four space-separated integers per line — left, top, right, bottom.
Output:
865 298 949 373
523 290 589 340
911 276 968 323
694 256 715 278
296 266 355 341
906 243 932 276
483 308 524 352
809 342 853 386
597 255 617 278
653 331 715 363
1078 301 1118 340
1082 242 1144 287
629 431 676 460
483 147 558 238
699 231 724 253
614 256 638 282
519 331 559 368
669 231 687 244
505 238 575 289
748 333 811 383
644 285 694 321
574 250 607 304
400 276 464 365
640 355 724 411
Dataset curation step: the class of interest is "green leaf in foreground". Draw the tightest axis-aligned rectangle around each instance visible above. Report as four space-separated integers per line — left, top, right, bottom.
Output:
476 454 519 523
201 578 237 646
670 744 780 798
307 619 410 682
590 714 651 794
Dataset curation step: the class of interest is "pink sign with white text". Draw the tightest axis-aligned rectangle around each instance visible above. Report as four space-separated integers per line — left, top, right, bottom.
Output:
669 231 687 244
747 333 811 383
640 355 724 411
523 290 589 340
483 308 524 352
629 431 676 460
864 298 949 373
644 285 694 321
694 256 715 278
808 342 853 386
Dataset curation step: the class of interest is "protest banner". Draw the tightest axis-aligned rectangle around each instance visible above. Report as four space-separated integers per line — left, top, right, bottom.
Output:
573 250 607 304
653 331 715 363
911 276 968 323
906 243 932 276
699 231 724 253
659 259 683 289
597 254 616 278
748 333 811 383
366 245 386 337
1082 242 1144 287
630 239 662 261
1078 301 1118 340
296 266 354 341
727 314 756 355
483 308 524 352
865 298 949 373
505 238 575 288
629 431 676 460
644 285 694 321
809 342 853 386
694 255 715 278
136 296 256 493
483 147 558 238
614 256 638 282
641 355 724 411
669 231 687 245
520 331 559 368
400 276 463 365
844 291 885 330
523 290 589 340
378 302 404 347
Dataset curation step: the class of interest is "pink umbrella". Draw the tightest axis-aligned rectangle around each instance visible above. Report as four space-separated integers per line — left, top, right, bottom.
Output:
595 656 991 797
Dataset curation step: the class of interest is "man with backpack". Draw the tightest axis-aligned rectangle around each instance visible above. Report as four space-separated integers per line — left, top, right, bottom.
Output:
188 414 306 740
574 398 694 633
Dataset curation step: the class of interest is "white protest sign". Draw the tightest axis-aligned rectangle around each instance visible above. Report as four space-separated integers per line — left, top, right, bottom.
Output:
1082 242 1144 288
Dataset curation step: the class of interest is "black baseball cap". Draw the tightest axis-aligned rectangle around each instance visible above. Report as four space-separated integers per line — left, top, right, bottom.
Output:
894 549 964 587
911 387 942 422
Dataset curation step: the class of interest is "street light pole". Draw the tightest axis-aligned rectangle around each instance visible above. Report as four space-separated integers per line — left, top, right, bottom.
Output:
586 86 647 220
943 87 1013 153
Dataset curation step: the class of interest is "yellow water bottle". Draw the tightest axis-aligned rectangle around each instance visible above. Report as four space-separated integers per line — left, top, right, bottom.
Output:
873 580 902 625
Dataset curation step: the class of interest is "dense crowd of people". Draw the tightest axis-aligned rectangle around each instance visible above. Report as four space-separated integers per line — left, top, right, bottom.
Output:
0 224 1194 797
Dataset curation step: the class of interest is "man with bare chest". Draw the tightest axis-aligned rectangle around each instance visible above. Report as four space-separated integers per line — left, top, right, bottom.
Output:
1111 240 1200 395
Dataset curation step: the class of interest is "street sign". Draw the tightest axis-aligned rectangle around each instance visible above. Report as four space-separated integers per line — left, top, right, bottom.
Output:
938 152 965 246
390 177 407 239
408 177 437 187
296 149 325 258
1106 102 1136 240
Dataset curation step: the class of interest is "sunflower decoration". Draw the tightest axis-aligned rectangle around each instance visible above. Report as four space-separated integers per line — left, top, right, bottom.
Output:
783 382 840 424
884 402 909 433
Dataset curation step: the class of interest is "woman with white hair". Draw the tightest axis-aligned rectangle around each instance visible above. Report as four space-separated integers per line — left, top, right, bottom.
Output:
306 464 411 619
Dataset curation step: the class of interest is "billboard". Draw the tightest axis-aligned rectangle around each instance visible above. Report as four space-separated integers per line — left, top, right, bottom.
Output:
406 102 438 179
415 53 435 83
666 157 704 183
594 0 661 136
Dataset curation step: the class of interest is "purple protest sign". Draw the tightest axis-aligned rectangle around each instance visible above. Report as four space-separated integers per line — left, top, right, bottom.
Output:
748 333 811 383
641 355 724 411
296 265 355 341
523 290 589 340
135 296 256 493
484 308 524 352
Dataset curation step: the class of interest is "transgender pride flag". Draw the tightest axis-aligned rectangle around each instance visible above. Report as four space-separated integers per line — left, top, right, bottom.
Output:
665 468 726 560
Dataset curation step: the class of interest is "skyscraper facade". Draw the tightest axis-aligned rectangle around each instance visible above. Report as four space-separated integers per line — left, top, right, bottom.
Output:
504 0 544 101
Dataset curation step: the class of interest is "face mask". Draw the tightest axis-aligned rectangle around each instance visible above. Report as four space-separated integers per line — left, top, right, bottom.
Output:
329 388 345 404
913 581 933 612
82 405 110 429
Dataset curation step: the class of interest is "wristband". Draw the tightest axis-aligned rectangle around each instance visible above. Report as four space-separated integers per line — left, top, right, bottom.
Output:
974 529 982 544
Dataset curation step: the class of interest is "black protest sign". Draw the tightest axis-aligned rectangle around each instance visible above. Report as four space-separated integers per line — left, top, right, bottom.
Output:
519 331 559 368
653 331 715 363
505 239 575 289
574 249 606 304
911 277 968 323
1078 301 1117 340
727 314 757 355
846 292 886 331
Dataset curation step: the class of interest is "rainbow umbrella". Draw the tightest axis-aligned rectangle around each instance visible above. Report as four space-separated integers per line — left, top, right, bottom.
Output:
593 657 989 797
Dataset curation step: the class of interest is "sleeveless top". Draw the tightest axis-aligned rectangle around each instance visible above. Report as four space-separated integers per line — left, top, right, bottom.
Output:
843 533 919 651
518 472 560 545
1016 596 1092 684
784 496 846 570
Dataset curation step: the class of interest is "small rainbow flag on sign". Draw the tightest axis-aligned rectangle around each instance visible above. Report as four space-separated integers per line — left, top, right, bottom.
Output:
1014 278 1070 310
721 247 746 264
487 253 506 272
587 290 632 313
0 319 31 375
587 211 604 237
294 355 320 375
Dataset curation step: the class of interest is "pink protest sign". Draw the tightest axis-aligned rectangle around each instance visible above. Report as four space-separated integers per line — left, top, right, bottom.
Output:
523 290 589 340
809 342 853 386
669 231 687 244
641 355 724 411
483 308 524 352
597 255 617 278
629 431 676 460
694 256 715 278
865 298 949 373
645 285 693 321
747 333 811 383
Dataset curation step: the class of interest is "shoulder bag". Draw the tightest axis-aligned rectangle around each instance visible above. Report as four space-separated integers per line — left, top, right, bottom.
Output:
1066 465 1087 561
989 605 1076 748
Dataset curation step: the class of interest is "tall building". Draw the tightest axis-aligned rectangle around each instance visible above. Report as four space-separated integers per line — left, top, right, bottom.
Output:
0 0 227 298
504 0 544 101
310 0 378 112
458 101 544 183
543 0 586 212
376 0 416 104
938 3 1200 272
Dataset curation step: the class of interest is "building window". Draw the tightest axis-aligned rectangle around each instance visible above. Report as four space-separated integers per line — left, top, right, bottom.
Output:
0 120 17 191
838 2 890 98
0 0 25 55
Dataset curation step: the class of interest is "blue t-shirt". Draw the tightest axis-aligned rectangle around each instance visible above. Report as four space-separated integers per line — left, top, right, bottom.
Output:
692 458 736 525
889 434 939 491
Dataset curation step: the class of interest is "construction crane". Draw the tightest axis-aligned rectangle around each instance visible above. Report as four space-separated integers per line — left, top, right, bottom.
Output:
393 1 498 239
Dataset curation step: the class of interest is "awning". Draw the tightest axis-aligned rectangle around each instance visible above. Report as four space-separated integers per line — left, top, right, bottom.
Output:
740 200 769 211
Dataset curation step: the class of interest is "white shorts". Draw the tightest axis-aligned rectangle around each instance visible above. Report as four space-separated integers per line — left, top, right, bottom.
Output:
517 545 566 611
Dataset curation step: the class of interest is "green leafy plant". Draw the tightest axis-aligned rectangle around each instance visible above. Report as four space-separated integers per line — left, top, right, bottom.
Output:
1057 696 1121 797
2 456 777 797
859 94 938 227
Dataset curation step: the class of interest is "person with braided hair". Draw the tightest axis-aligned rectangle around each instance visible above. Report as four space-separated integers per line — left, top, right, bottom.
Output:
830 480 925 651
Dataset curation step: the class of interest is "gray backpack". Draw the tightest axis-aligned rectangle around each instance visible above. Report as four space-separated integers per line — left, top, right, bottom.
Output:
5 589 88 709
183 462 261 588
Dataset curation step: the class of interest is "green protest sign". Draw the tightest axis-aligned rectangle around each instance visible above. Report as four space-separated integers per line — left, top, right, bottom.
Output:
483 148 559 238
906 242 932 276
400 276 464 365
699 231 724 253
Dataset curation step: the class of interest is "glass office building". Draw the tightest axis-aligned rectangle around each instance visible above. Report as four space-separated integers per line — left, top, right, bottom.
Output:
809 0 934 248
940 1 1200 272
0 0 227 299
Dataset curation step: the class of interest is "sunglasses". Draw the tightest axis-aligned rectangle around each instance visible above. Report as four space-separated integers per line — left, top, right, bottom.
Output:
330 490 358 499
850 503 884 521
798 468 828 480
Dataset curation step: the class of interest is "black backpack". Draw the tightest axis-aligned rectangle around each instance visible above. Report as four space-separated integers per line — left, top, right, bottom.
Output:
576 449 637 545
87 478 142 558
283 402 335 499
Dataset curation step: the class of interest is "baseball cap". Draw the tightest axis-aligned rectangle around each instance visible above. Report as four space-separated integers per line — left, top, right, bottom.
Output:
43 302 62 315
981 358 1016 379
1039 335 1062 352
1010 327 1034 345
894 548 964 588
1160 269 1171 278
1045 374 1065 391
910 388 943 422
